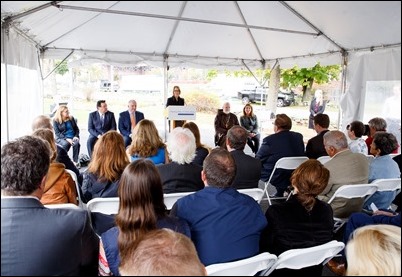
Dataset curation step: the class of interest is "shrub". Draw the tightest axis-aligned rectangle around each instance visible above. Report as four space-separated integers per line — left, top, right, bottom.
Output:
184 91 220 113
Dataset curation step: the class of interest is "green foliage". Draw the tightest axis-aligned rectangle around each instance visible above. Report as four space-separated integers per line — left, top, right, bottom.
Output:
54 60 69 76
206 70 218 80
281 63 341 89
184 91 220 113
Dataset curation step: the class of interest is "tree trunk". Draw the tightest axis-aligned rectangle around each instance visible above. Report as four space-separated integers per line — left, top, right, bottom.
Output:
266 64 280 118
302 78 314 102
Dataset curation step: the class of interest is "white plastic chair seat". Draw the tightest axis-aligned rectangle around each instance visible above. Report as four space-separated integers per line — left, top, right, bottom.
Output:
86 197 119 214
263 156 309 205
65 169 86 209
163 191 196 210
206 252 277 276
45 203 81 209
317 156 331 164
238 188 264 203
327 184 378 232
261 240 345 276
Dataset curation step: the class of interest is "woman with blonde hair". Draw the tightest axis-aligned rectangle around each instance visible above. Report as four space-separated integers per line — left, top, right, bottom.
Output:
53 105 81 167
183 121 210 166
32 128 77 205
82 131 129 202
126 119 169 164
346 224 401 276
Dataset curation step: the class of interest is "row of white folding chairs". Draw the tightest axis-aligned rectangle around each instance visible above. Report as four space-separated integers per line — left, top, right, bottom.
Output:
206 240 345 276
45 188 265 214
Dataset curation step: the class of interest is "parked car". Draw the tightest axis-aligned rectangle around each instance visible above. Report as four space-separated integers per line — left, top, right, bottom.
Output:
237 87 295 107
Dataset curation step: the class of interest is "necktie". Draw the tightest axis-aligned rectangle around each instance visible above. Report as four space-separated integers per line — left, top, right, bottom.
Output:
101 114 105 127
130 112 136 130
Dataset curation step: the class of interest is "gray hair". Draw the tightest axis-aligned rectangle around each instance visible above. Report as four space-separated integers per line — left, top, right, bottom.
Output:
323 130 348 150
167 127 196 164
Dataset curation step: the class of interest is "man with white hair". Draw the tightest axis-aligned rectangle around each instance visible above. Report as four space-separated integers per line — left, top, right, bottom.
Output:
214 102 239 148
157 127 204 193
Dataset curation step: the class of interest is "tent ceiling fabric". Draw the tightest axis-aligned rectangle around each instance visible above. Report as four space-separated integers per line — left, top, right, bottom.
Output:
1 1 401 69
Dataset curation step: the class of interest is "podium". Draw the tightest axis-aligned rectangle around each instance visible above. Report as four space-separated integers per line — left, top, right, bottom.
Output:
165 106 196 131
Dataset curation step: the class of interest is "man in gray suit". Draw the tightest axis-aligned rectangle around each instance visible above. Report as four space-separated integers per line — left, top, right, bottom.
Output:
226 125 262 189
318 130 369 218
1 136 99 276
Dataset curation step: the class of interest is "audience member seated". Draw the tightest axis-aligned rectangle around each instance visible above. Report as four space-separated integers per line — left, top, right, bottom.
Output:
126 119 169 164
305 113 330 159
118 99 144 148
256 113 305 197
183 121 210 167
99 160 190 276
240 103 260 154
157 127 204 193
226 125 261 189
365 117 398 154
318 130 369 218
328 210 401 275
1 136 99 276
260 159 334 276
170 148 267 266
53 105 81 167
82 131 129 203
214 102 239 148
347 120 368 154
345 225 401 276
119 229 206 276
87 100 117 158
364 132 400 210
32 128 77 205
32 115 82 185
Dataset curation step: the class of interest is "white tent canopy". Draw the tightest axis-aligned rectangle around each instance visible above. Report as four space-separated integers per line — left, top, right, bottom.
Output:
1 1 401 144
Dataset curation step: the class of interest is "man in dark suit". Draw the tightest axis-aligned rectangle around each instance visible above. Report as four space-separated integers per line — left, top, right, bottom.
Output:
305 113 330 159
118 99 144 147
226 125 262 189
87 100 116 157
1 136 99 276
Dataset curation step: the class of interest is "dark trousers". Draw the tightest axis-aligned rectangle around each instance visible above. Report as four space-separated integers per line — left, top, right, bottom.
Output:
58 139 80 163
247 134 260 154
87 136 98 158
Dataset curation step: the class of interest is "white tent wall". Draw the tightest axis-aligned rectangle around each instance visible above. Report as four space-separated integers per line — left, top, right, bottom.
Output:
1 27 43 146
340 47 401 145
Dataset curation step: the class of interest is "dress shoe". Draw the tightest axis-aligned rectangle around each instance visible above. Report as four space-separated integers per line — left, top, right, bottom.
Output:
327 258 346 276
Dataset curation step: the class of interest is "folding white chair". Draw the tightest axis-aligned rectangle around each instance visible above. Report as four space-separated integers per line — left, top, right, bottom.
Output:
163 191 196 210
260 240 345 276
238 188 265 203
86 197 120 215
65 169 86 209
317 155 331 164
369 178 401 209
44 203 82 209
206 252 277 276
262 156 309 205
327 184 378 233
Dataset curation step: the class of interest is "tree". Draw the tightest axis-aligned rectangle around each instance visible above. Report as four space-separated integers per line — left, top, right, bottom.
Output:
281 63 341 102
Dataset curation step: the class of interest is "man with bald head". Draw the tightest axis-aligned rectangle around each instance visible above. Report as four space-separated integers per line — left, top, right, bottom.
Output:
118 100 144 147
318 130 369 218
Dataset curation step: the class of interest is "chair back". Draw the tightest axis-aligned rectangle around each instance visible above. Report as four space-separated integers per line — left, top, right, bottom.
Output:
371 178 401 193
45 203 81 209
65 169 86 209
263 156 309 205
327 184 378 204
86 197 119 214
317 155 331 164
206 252 277 276
164 191 196 210
238 188 264 203
261 240 344 276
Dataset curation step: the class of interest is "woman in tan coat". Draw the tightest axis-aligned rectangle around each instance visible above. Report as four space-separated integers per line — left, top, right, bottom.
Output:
32 128 77 205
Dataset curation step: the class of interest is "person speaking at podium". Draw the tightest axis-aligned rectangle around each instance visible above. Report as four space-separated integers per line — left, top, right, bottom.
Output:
166 85 185 131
